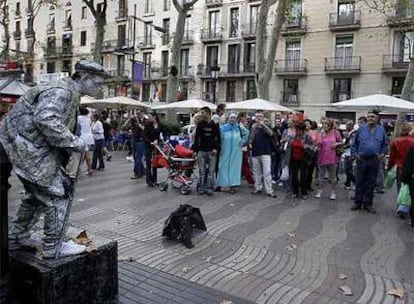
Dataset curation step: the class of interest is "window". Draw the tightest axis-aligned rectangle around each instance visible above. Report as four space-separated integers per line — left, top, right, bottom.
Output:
179 81 188 100
396 0 412 17
184 15 191 40
144 0 153 14
205 81 214 102
162 19 170 45
16 2 20 15
335 36 353 68
62 60 72 74
62 33 72 53
27 17 33 31
393 31 413 62
283 79 299 103
244 42 255 72
117 55 125 76
206 45 219 71
47 36 56 52
80 31 87 46
81 6 87 19
391 77 405 96
142 83 150 101
27 38 33 53
249 5 259 33
49 13 55 30
164 0 171 11
47 61 55 73
246 79 257 99
118 24 126 46
285 39 301 70
143 52 151 78
337 0 355 24
226 81 236 102
144 22 152 45
228 44 240 73
161 51 169 76
332 78 352 102
119 0 127 18
15 20 20 33
229 7 239 38
208 11 220 35
180 49 189 76
65 9 72 28
15 41 20 52
160 83 167 101
27 0 32 12
288 0 302 24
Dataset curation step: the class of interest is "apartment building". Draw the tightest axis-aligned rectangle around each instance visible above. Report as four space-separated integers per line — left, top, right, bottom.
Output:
5 0 413 120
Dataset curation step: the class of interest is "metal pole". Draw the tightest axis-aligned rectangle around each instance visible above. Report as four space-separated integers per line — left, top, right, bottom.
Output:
0 145 12 303
212 76 216 104
131 4 137 98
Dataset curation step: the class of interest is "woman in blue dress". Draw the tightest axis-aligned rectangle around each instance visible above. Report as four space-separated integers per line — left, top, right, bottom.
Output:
216 113 249 194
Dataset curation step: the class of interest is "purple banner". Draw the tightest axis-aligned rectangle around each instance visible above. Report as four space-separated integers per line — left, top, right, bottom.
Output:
132 62 144 94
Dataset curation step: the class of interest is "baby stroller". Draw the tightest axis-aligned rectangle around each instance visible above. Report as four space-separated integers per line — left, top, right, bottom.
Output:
152 143 197 195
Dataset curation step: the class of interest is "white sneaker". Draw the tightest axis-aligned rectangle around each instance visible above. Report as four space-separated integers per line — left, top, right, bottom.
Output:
60 240 87 257
330 192 336 200
315 190 322 198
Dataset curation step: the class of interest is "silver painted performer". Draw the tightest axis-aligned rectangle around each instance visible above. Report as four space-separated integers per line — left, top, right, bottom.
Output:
0 60 109 258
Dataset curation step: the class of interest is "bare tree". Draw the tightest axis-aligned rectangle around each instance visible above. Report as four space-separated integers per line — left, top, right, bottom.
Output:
255 0 290 99
0 0 9 60
166 0 199 103
359 0 414 136
83 0 107 64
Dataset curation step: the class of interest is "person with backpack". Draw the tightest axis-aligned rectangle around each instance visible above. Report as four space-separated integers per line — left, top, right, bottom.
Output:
216 112 249 194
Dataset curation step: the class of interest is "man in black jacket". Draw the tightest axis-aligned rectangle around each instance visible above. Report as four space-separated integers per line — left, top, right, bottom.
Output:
192 107 220 196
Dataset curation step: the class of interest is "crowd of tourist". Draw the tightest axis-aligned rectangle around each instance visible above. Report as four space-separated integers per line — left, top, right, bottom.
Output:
78 104 414 222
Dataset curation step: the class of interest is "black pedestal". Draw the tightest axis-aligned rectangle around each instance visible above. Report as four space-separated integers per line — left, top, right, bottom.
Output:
9 240 118 304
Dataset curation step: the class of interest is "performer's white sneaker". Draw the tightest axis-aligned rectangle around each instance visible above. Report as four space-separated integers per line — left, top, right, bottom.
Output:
43 240 86 259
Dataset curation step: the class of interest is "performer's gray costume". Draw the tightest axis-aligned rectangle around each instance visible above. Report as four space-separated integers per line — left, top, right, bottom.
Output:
0 60 109 258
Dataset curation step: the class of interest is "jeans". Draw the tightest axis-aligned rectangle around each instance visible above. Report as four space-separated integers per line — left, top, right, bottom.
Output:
271 151 281 181
197 151 217 193
92 139 105 169
145 145 157 186
252 154 273 194
290 159 307 195
355 158 379 207
344 156 355 186
133 141 145 176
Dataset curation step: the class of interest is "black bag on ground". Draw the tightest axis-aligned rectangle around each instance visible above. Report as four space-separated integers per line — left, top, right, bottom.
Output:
162 204 207 248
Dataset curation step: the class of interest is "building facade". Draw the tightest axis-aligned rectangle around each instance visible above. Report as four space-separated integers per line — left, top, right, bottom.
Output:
4 0 412 121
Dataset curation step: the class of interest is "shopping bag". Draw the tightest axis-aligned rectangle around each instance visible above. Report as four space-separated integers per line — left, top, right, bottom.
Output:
280 165 289 181
385 166 397 189
397 183 412 207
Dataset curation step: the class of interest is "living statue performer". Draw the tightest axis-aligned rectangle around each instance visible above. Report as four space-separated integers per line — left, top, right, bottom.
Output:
0 60 109 259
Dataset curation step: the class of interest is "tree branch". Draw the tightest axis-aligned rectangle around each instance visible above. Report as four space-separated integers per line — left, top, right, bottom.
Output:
172 0 183 12
183 0 198 10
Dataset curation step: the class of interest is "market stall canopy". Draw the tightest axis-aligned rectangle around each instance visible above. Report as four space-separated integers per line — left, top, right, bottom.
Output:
0 78 31 96
332 94 414 111
151 99 216 110
81 96 150 109
225 98 297 112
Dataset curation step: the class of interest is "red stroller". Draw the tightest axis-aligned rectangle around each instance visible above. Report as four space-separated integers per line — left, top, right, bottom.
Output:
152 143 197 195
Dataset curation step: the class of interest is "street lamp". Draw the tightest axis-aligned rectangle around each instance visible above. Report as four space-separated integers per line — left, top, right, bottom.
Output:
210 63 220 104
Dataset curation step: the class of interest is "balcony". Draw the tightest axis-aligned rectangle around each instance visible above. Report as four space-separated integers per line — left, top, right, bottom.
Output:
198 63 256 78
24 28 34 38
282 16 307 36
200 28 223 43
382 55 410 73
44 47 57 58
138 37 155 50
47 24 55 34
324 56 361 74
331 90 352 103
205 0 222 8
387 9 414 27
162 33 170 46
115 9 128 22
43 46 73 59
275 59 308 76
281 91 300 106
182 31 194 45
241 23 256 40
101 39 130 53
329 10 361 31
13 31 21 40
63 22 72 32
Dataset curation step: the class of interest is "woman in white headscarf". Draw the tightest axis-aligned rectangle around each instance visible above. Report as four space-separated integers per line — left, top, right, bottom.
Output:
216 112 249 193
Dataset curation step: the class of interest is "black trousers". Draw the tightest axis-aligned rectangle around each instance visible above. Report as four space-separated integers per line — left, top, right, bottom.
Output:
290 159 307 195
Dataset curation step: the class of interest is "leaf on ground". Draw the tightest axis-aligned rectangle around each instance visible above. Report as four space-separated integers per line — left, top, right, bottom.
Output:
86 245 97 254
77 198 85 202
285 244 297 251
182 266 192 273
288 233 296 238
219 301 233 304
339 273 348 280
204 256 212 263
339 285 353 296
387 288 404 299
74 230 92 245
229 203 235 207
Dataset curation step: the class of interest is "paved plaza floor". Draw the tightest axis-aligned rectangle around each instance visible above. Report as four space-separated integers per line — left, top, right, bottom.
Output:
8 152 414 304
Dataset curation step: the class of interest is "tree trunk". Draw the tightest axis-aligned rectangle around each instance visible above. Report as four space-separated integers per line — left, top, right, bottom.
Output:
255 0 288 100
393 58 414 138
166 8 187 103
0 22 9 59
93 17 105 64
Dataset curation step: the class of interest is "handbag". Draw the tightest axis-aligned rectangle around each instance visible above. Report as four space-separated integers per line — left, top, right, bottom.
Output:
385 166 397 189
